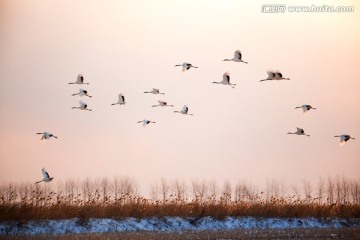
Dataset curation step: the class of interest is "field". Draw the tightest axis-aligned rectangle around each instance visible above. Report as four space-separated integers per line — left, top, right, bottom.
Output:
1 228 360 240
1 177 359 237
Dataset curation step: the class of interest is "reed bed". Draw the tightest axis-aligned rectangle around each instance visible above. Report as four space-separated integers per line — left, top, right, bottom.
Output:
1 176 359 221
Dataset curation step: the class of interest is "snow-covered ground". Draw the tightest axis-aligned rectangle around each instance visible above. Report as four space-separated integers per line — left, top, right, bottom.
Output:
1 217 359 236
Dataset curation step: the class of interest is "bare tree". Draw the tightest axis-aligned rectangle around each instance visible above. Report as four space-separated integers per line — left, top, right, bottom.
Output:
100 177 109 204
221 181 232 205
160 178 170 203
191 180 207 203
113 176 120 201
171 179 187 203
341 176 350 204
317 176 325 204
5 183 17 204
235 181 252 202
65 179 76 205
290 184 301 203
303 179 312 203
207 180 218 203
18 182 30 206
82 177 94 204
350 180 359 204
327 176 334 204
334 176 342 204
265 179 281 200
149 183 160 202
74 180 82 205
117 176 138 203
55 180 64 205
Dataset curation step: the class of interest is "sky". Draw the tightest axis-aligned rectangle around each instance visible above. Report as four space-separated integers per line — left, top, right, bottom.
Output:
0 0 359 194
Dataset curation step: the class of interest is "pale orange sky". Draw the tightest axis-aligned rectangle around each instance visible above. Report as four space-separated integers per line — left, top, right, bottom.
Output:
0 0 359 194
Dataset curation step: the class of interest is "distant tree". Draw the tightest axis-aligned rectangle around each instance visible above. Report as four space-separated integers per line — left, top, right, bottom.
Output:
350 180 360 204
221 181 232 205
327 176 334 204
100 177 109 203
65 179 76 204
207 180 218 203
149 183 160 202
82 178 94 204
291 184 301 202
317 177 325 204
113 176 120 201
191 180 207 203
171 179 187 203
160 178 170 203
18 182 30 206
303 179 312 204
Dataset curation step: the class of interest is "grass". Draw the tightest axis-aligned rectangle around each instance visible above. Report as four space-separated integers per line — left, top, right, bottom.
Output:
1 200 360 221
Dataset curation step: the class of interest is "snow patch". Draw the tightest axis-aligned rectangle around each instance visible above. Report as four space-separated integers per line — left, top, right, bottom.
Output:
0 217 359 236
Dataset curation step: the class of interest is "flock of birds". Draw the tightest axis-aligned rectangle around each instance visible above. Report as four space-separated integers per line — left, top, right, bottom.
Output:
34 50 355 184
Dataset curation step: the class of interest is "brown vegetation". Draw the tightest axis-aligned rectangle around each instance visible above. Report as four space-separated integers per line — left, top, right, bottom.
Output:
0 176 359 221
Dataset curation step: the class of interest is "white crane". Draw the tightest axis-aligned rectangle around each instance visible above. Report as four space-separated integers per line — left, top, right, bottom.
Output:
259 70 276 82
223 50 248 64
212 72 236 88
174 105 193 115
287 127 310 136
295 104 316 115
111 93 126 106
35 168 54 184
137 119 156 126
152 100 173 107
36 132 57 140
68 74 89 85
274 71 290 80
144 88 165 95
72 88 92 97
72 100 92 111
260 70 290 82
334 134 355 145
174 62 198 72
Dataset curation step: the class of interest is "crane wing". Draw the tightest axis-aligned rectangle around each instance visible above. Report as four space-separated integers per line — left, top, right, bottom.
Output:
267 71 275 78
118 94 125 103
223 73 230 83
42 168 50 179
235 50 242 60
77 74 84 83
79 100 85 107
